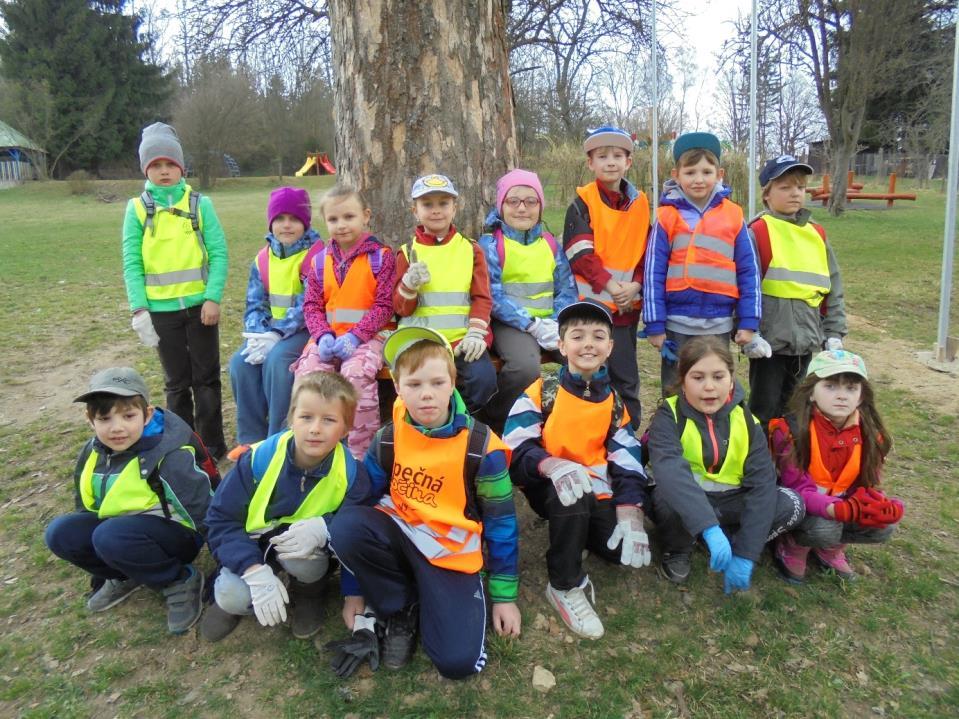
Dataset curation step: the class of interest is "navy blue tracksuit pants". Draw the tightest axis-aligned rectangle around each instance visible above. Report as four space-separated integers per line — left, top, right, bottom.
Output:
45 512 203 590
330 505 487 680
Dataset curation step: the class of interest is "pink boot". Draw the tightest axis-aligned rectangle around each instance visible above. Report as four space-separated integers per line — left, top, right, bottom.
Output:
773 534 810 584
812 544 856 580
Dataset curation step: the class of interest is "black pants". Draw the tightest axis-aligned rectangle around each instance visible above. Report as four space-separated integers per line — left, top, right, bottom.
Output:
150 306 226 457
608 321 641 427
748 353 811 427
522 480 620 590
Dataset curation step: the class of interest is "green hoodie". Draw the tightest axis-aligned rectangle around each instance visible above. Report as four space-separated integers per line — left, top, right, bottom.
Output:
122 179 229 312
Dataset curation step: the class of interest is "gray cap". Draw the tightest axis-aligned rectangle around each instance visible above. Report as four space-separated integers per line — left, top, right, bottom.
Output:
411 174 458 199
75 367 150 403
139 122 185 175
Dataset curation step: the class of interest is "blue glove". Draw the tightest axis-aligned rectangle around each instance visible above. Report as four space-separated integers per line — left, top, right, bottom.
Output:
636 327 648 339
333 332 360 361
317 333 336 362
702 525 732 572
723 555 754 594
661 339 679 362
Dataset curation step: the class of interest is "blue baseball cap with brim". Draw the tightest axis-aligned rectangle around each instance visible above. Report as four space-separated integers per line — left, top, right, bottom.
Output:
672 132 722 162
759 155 814 186
383 326 454 373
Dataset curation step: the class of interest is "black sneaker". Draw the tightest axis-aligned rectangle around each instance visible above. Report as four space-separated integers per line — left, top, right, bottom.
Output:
381 604 418 670
658 552 692 584
199 602 242 642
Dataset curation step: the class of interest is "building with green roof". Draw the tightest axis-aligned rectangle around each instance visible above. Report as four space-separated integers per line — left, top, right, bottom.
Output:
0 120 46 185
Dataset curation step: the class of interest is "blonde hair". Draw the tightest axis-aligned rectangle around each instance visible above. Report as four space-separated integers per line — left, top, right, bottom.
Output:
288 371 359 429
393 341 456 383
319 184 369 216
761 167 808 202
676 148 719 169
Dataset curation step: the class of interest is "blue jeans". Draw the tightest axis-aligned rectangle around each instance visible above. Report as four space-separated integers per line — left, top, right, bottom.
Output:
454 349 497 416
229 329 309 444
45 512 203 589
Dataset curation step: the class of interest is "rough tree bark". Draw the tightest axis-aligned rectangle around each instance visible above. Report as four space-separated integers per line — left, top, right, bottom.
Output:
328 0 518 246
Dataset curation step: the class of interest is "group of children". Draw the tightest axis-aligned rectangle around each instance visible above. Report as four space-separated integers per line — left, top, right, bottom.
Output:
44 121 905 681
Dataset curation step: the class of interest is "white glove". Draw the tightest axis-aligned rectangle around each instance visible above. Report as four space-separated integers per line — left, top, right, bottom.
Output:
402 262 431 291
742 334 773 359
538 456 593 506
528 317 559 351
606 505 651 568
824 337 844 351
242 564 289 627
269 517 329 559
241 332 279 364
131 311 160 348
455 327 487 363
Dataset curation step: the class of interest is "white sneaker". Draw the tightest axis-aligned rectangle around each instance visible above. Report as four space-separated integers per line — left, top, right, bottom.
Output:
545 576 604 639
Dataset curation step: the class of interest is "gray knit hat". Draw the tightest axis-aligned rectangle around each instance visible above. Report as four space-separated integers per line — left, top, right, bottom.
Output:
139 122 185 175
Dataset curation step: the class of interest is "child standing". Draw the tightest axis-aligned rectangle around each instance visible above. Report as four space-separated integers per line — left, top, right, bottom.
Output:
643 132 761 394
770 351 902 583
202 372 374 642
648 337 804 592
564 127 650 425
747 156 847 426
123 122 228 459
330 326 521 680
293 186 395 458
228 187 323 456
393 174 497 417
480 169 577 430
504 300 650 639
44 368 213 633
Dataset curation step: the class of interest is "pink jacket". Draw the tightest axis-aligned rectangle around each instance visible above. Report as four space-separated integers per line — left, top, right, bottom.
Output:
769 422 844 519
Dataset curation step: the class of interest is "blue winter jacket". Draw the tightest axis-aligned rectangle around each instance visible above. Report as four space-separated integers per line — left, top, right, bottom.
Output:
479 210 578 331
642 180 761 337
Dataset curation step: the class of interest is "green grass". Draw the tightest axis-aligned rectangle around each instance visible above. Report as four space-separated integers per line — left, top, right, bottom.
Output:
0 177 957 718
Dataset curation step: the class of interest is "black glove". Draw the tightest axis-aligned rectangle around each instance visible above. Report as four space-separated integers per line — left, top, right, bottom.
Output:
325 613 380 678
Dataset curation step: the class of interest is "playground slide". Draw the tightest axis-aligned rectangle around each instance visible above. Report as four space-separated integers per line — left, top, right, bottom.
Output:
295 156 317 177
318 155 336 174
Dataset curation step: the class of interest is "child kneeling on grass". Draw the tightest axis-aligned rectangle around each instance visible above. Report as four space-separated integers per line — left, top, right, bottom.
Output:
647 337 804 592
328 326 521 680
202 372 373 642
45 368 215 634
504 300 650 640
770 350 903 583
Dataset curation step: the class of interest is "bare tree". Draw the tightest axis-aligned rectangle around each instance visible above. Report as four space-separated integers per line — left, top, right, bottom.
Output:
774 70 823 157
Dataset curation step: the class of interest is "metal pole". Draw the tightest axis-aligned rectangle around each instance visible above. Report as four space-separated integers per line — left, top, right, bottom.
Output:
748 0 758 218
651 0 659 212
936 17 959 362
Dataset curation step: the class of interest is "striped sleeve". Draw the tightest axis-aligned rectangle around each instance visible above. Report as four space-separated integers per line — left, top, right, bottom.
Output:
606 417 651 508
475 448 519 603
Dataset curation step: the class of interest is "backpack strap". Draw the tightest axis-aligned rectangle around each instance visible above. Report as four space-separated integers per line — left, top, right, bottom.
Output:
494 228 506 269
256 246 271 293
376 423 396 482
301 242 325 284
140 191 156 234
542 230 558 256
312 246 328 283
369 245 384 276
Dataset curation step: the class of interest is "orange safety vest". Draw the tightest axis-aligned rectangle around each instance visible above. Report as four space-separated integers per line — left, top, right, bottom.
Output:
322 249 383 335
658 199 743 299
769 417 861 497
573 182 650 313
529 379 628 499
376 400 510 573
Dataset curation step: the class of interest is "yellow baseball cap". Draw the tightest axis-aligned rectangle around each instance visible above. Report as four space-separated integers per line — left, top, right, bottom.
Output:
382 326 454 372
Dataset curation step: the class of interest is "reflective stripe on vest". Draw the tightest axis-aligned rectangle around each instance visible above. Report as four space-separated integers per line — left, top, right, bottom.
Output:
323 249 379 334
573 182 650 312
375 399 489 573
497 228 557 318
760 215 830 307
658 199 743 299
256 246 311 320
78 449 192 528
665 396 749 492
531 379 619 498
245 432 349 536
398 234 473 342
134 185 208 301
808 420 861 496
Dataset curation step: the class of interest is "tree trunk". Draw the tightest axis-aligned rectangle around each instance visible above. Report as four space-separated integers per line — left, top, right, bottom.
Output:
328 0 517 247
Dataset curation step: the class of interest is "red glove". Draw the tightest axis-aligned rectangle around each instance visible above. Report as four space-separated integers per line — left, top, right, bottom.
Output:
864 488 904 525
831 495 863 524
833 487 898 528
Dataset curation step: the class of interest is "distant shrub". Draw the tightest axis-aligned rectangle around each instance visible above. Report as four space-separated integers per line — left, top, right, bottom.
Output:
67 170 93 195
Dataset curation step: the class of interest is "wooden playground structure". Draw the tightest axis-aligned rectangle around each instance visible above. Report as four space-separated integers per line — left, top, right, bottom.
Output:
806 171 917 208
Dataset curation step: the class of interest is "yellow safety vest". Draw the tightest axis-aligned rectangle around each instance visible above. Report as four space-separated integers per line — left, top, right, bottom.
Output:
665 396 751 492
760 215 830 307
499 230 557 319
263 248 309 319
244 431 348 536
399 233 474 342
78 449 194 529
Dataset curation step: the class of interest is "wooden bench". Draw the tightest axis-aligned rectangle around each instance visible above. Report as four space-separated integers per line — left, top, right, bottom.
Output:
808 172 916 208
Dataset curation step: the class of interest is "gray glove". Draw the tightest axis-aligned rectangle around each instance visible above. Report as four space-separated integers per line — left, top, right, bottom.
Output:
528 317 559 351
606 505 651 568
402 262 431 291
538 456 593 506
742 334 772 359
824 337 844 351
131 311 160 348
455 327 487 362
269 517 329 559
242 564 289 627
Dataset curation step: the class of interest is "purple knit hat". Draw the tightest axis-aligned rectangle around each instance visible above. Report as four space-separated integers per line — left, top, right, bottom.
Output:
267 187 312 231
496 169 545 215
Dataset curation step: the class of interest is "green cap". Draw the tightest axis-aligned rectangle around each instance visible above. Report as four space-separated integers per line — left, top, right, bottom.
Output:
75 367 150 403
383 326 454 372
806 350 868 380
672 132 722 162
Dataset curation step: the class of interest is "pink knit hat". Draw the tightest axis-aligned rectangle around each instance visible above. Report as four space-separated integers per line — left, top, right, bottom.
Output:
496 169 545 215
267 186 312 231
